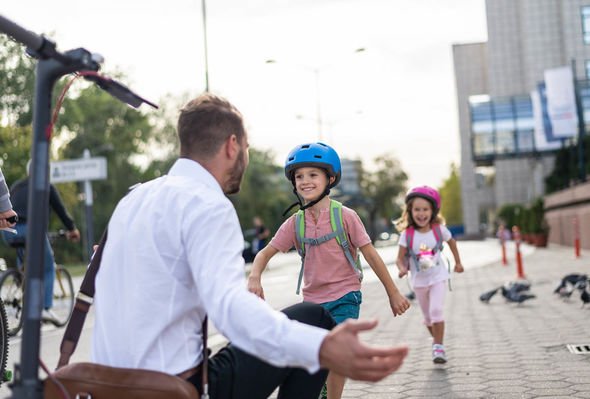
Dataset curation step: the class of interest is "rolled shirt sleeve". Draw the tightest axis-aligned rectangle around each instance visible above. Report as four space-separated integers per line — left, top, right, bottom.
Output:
0 168 12 212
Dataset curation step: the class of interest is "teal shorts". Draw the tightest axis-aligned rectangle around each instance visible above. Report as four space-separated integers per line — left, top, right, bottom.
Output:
318 290 362 324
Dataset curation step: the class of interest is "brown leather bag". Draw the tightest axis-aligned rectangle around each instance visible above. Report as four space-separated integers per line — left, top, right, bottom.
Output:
44 362 199 399
43 230 207 399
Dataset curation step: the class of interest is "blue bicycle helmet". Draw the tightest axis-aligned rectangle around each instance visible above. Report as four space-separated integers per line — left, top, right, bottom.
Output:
284 142 341 188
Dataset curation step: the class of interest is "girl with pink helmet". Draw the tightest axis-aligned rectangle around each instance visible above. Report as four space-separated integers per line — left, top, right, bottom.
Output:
395 185 464 364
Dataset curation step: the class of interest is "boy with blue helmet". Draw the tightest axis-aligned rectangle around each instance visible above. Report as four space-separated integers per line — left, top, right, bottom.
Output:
282 142 341 215
248 142 410 399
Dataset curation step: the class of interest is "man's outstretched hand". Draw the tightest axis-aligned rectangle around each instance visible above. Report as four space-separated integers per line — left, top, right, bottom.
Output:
319 319 408 382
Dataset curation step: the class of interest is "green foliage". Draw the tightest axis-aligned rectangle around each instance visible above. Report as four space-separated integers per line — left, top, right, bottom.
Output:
0 36 35 126
54 84 166 244
359 154 408 240
527 197 548 234
497 203 526 231
0 125 31 185
438 163 462 225
0 36 173 262
502 197 547 235
230 148 293 236
545 135 590 193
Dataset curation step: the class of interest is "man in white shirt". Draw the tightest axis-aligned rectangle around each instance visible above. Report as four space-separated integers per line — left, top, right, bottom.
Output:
92 94 408 398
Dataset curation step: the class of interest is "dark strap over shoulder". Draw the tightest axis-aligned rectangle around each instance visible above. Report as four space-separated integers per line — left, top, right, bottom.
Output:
57 229 108 369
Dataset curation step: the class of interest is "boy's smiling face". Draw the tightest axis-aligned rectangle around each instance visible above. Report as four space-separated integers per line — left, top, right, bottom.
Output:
294 166 334 203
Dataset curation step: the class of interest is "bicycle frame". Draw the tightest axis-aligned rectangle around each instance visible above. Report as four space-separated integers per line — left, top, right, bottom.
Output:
0 14 156 399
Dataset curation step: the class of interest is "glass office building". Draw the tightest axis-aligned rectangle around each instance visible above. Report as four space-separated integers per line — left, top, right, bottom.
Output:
453 1 590 236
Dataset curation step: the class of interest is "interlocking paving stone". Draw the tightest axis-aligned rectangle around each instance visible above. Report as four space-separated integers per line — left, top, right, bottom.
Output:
527 388 576 396
525 380 573 389
341 242 590 398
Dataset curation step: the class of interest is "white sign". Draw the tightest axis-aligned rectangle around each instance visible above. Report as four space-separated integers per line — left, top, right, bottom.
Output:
531 90 562 151
50 157 107 183
544 66 578 138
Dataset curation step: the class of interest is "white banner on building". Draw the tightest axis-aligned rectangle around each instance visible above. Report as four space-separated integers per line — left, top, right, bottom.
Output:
544 66 578 138
531 90 562 151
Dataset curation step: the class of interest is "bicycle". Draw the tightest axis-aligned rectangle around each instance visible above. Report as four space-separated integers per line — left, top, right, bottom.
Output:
0 230 75 336
0 295 10 385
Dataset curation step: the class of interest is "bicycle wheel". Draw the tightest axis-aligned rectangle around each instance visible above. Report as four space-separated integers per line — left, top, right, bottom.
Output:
51 265 74 327
0 298 9 385
0 270 24 336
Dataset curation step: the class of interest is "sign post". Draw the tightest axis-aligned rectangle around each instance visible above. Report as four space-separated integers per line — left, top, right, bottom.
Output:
50 155 107 183
50 151 107 259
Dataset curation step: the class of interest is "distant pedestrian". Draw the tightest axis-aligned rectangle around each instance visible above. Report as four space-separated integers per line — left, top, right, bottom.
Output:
248 142 410 399
496 222 511 242
3 162 80 323
395 185 464 364
251 216 270 255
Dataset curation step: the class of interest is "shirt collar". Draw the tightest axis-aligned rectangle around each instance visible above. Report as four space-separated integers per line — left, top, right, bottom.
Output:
168 158 223 195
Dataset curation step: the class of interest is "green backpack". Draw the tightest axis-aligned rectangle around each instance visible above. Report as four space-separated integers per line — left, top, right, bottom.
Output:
294 200 363 294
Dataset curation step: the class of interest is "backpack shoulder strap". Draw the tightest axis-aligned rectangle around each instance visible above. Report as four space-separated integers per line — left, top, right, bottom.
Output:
294 211 306 294
294 210 305 257
405 226 419 265
432 223 444 252
406 226 415 248
330 200 363 281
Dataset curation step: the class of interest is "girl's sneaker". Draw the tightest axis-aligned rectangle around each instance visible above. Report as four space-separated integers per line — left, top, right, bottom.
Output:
432 344 447 364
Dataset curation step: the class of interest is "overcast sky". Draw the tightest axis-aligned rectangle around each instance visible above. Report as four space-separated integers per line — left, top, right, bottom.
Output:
2 0 487 188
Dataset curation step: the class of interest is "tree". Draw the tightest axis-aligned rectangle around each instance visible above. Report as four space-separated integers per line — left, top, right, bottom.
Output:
230 148 293 236
0 125 31 185
0 35 35 127
54 83 163 244
360 154 408 241
438 163 462 225
0 35 175 261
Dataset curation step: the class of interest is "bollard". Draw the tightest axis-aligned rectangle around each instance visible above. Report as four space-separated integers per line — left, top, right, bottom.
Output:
498 225 508 266
512 225 525 279
574 216 581 258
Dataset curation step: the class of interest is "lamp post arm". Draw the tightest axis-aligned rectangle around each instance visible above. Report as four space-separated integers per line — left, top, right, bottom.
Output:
314 68 323 141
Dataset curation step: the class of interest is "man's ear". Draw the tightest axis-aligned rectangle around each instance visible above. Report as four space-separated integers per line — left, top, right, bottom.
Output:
329 176 335 186
224 134 239 160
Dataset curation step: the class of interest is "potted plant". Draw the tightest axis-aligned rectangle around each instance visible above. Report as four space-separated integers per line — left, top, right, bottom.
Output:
529 198 549 247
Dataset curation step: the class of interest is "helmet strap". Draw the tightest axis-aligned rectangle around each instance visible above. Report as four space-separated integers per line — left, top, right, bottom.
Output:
281 184 330 216
300 187 330 211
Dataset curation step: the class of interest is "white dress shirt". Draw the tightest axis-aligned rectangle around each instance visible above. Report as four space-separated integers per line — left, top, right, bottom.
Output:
92 158 328 374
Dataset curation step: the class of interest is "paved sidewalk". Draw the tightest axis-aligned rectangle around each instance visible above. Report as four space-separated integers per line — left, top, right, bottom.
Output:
345 243 590 398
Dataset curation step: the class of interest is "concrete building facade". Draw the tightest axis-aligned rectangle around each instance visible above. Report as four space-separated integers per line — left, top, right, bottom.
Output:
453 0 590 236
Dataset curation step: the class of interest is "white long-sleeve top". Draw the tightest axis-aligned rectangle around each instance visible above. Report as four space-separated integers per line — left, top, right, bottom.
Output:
92 158 328 374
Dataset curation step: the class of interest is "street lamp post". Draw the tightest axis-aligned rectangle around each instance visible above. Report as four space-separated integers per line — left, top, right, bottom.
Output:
313 67 323 141
265 47 365 142
201 0 210 92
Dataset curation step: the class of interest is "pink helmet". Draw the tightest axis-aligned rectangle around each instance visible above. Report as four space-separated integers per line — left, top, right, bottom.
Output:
405 185 441 212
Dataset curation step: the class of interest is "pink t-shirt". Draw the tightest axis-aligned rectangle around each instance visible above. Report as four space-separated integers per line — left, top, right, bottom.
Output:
270 205 371 303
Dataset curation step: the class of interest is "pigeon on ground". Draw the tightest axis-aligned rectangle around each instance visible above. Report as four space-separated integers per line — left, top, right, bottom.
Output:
479 287 500 303
554 274 588 298
501 283 536 304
